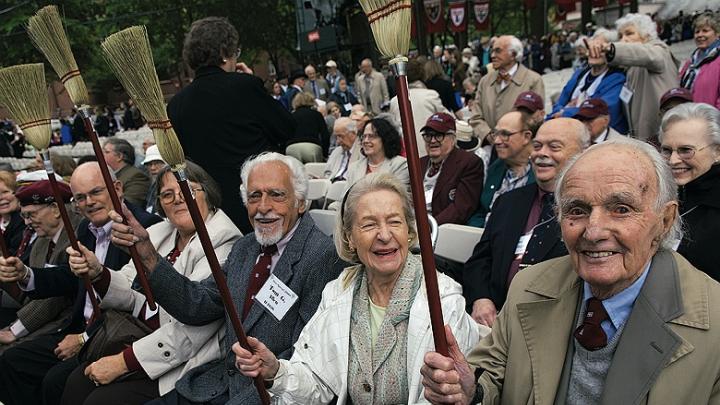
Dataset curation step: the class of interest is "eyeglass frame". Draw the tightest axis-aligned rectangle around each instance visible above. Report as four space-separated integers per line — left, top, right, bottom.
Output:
72 186 108 205
20 203 54 220
659 144 714 160
246 188 290 204
158 186 204 205
489 128 528 142
421 130 453 143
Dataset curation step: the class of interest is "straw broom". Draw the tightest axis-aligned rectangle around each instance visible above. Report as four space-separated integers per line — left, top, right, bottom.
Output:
358 0 448 355
0 63 100 317
27 5 157 310
100 26 271 405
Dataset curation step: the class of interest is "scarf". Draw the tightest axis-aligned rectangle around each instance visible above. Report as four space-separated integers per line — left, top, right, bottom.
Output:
681 39 720 90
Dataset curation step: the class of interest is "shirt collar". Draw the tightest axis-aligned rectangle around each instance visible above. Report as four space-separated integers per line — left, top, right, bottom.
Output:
594 128 610 144
52 227 63 244
89 220 113 240
583 259 652 330
501 63 519 79
273 217 302 256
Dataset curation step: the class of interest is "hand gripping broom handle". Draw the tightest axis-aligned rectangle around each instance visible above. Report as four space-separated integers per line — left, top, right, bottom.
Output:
391 59 448 356
0 227 25 302
173 170 271 405
77 107 156 310
41 151 101 316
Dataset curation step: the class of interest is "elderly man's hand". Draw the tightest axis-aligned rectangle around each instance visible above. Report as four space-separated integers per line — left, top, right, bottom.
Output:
54 333 83 360
0 256 27 284
471 298 497 327
422 325 476 405
233 337 279 380
109 206 157 272
585 38 610 59
85 353 129 385
66 243 103 279
0 328 16 345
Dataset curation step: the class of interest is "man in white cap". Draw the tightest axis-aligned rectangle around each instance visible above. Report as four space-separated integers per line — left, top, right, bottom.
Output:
324 60 344 93
142 145 167 214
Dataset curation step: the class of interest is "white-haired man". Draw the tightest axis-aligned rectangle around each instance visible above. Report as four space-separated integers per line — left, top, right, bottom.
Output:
469 35 545 141
108 152 346 404
324 117 360 181
422 138 720 404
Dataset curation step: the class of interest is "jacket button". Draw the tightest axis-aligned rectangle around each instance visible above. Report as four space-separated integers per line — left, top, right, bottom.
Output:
303 343 308 349
363 383 371 392
163 351 170 357
158 342 164 348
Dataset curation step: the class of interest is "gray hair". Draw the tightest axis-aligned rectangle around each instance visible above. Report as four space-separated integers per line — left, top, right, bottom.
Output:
335 117 357 134
592 28 619 43
239 152 308 205
104 137 135 165
555 137 682 250
155 161 221 218
506 36 524 62
658 102 720 146
616 13 658 41
334 173 418 264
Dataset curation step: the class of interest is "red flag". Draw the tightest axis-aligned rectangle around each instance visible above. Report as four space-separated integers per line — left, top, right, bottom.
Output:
449 1 467 33
473 0 490 31
424 0 444 34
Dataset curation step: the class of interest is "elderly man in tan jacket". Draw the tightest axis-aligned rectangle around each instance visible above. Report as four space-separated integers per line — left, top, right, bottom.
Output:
469 35 545 140
422 138 720 405
355 58 389 115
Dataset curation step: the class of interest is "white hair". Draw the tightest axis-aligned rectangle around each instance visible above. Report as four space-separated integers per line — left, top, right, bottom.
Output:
506 36 524 62
574 35 588 49
239 152 308 204
592 28 619 43
555 137 681 250
616 13 658 41
658 102 720 146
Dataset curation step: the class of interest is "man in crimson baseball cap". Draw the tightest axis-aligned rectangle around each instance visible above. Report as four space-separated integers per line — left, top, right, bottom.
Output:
659 87 693 115
513 91 545 130
573 98 624 144
421 112 457 134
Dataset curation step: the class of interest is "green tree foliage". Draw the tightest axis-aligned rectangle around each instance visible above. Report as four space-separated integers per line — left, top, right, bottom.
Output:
0 0 296 94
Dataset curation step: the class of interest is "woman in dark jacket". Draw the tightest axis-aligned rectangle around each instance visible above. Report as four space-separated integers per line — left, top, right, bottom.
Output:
288 92 330 162
0 171 24 256
424 59 461 115
329 78 358 117
658 103 720 280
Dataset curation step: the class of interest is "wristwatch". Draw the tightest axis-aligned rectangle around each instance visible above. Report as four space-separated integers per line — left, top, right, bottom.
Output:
470 384 484 405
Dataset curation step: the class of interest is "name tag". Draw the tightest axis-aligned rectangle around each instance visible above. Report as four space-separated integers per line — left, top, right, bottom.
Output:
319 88 326 95
344 103 353 111
620 85 633 104
514 232 532 258
254 274 299 321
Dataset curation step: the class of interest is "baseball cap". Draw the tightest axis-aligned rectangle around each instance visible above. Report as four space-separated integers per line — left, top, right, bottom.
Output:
325 60 337 68
573 98 609 120
421 112 456 134
513 91 544 113
659 87 693 110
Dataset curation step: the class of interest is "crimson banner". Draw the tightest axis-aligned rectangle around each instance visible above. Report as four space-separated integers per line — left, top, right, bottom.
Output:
423 0 445 34
473 0 490 31
448 0 467 33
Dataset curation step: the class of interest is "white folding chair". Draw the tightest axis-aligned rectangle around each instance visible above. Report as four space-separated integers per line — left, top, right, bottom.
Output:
323 180 347 209
304 162 326 179
308 209 337 236
433 224 484 263
306 178 330 203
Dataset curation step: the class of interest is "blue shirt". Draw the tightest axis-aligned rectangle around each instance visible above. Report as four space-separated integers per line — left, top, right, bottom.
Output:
582 260 651 341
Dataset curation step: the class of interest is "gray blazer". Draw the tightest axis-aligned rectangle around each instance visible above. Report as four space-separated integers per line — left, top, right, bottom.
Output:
148 213 346 404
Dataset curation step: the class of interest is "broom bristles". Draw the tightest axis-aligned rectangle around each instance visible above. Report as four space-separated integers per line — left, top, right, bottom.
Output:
100 26 185 170
358 0 412 59
27 5 90 106
0 64 51 151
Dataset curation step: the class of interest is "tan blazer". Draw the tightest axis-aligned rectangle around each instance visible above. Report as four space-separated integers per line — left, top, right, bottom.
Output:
610 39 679 141
468 250 720 405
469 63 545 138
355 69 389 115
389 81 449 157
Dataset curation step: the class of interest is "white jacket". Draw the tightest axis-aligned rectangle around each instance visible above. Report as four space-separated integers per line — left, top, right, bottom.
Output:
269 259 488 404
389 81 449 157
101 209 242 395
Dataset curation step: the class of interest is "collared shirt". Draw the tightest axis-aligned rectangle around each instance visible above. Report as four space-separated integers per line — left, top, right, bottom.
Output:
83 221 113 321
593 127 610 144
499 63 519 91
582 260 651 341
255 218 301 274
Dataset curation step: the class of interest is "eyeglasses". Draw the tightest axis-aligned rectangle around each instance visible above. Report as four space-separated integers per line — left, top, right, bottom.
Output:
73 186 107 205
361 132 379 140
20 204 52 220
246 189 289 204
421 131 449 143
659 144 713 160
489 129 525 142
159 187 203 205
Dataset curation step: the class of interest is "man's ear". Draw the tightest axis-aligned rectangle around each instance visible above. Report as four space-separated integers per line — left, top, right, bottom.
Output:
114 180 124 199
658 200 679 245
297 199 307 214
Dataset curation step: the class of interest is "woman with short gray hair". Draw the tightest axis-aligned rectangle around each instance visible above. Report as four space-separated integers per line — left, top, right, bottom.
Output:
679 13 720 108
234 172 485 404
658 102 720 280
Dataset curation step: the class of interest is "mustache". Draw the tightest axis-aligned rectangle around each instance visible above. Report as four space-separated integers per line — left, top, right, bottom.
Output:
533 156 555 165
254 214 281 221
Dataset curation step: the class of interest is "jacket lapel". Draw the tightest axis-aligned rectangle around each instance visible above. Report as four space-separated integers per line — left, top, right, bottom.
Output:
601 250 687 405
517 258 581 405
498 185 538 273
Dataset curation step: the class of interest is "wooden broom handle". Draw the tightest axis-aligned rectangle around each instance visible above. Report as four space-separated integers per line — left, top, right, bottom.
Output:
42 162 101 316
392 67 449 356
174 172 271 405
0 228 26 302
78 107 156 310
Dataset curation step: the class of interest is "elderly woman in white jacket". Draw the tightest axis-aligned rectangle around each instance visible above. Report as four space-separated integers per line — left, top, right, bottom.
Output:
63 161 242 405
235 173 488 404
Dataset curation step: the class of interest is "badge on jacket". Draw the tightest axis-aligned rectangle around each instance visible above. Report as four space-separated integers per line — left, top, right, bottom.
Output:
448 188 456 202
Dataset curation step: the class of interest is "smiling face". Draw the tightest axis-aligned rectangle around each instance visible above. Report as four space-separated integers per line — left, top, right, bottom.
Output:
619 24 645 43
246 161 305 246
361 123 386 160
491 36 516 71
661 118 719 186
0 182 19 216
493 111 532 162
694 24 718 50
558 147 676 298
159 172 208 236
349 189 409 277
423 130 456 163
531 119 585 191
70 163 124 227
21 203 61 237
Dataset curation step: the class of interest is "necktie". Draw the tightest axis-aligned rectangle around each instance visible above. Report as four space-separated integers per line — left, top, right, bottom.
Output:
242 244 278 321
334 151 351 181
495 71 511 85
427 161 442 178
312 81 319 98
15 227 33 258
574 297 610 351
45 240 56 264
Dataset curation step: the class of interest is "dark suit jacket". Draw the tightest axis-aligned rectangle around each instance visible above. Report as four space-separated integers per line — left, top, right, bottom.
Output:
289 106 330 156
167 66 295 233
2 211 24 256
463 183 567 311
420 148 484 225
148 214 346 404
116 164 151 208
28 202 161 333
